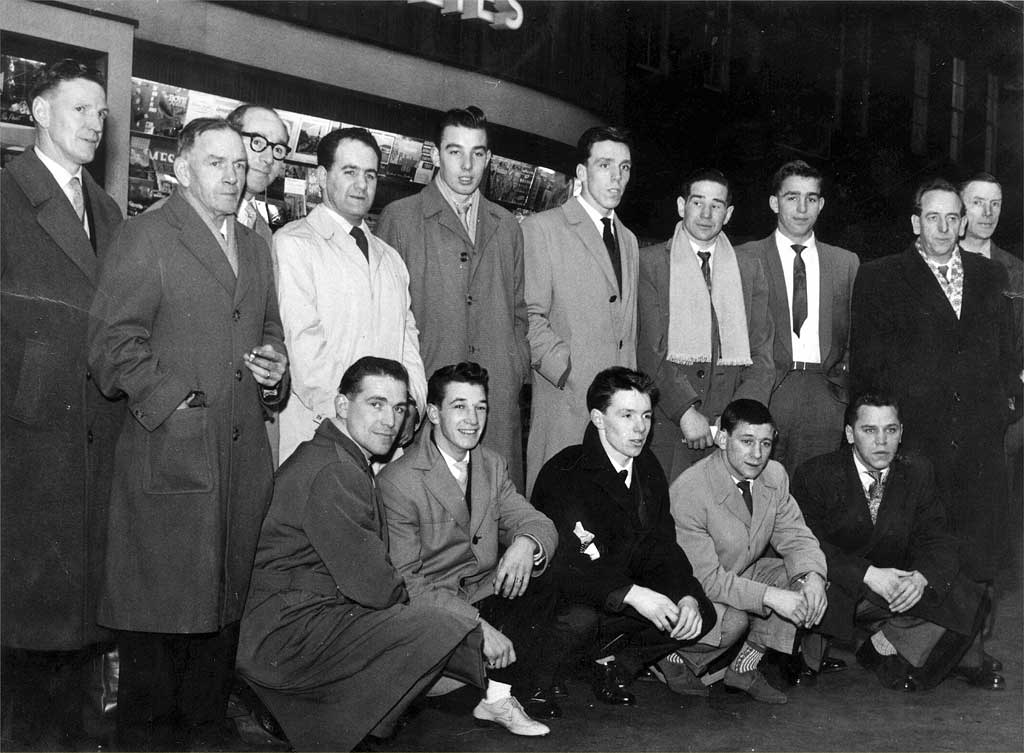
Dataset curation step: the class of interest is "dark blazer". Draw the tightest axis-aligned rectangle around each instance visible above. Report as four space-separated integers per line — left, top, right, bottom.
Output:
377 181 530 489
88 189 287 632
1 149 124 650
792 449 983 640
530 423 716 639
990 243 1023 369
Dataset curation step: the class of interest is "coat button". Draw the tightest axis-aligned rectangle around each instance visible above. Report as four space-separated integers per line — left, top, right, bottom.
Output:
697 369 705 379
232 309 241 321
618 340 623 349
953 391 961 402
468 345 476 354
466 295 473 305
87 430 94 443
85 370 92 381
235 369 243 381
609 294 617 303
232 426 240 441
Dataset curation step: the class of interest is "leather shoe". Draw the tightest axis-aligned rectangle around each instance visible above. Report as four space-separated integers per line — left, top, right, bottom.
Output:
523 688 562 719
724 667 788 704
549 679 569 698
820 655 848 673
785 653 818 687
592 661 636 706
472 696 549 736
982 652 1003 673
954 666 1006 690
855 640 884 672
655 657 709 697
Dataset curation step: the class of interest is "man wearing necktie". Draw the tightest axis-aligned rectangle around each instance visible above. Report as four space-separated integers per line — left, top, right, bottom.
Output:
671 399 827 704
1 59 125 748
793 394 999 692
736 161 860 473
274 127 427 463
638 168 774 484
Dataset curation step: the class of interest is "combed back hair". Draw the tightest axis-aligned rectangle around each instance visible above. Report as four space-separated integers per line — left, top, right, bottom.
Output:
338 356 409 397
959 171 1002 196
771 159 823 195
575 126 633 170
679 168 732 206
435 106 489 150
225 103 279 131
318 127 382 170
913 178 963 216
586 367 657 413
844 392 901 429
30 58 105 103
176 117 237 158
427 362 489 406
720 399 774 434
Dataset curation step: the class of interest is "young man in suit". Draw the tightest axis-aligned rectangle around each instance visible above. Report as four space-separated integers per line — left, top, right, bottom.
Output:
530 367 716 705
671 399 828 704
377 107 530 489
792 393 1000 692
89 117 289 750
735 161 859 473
638 168 774 483
522 126 640 494
380 362 559 736
1 58 124 749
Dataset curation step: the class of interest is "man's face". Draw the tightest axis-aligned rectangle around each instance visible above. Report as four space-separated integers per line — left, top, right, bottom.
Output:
591 389 652 459
427 381 488 460
911 189 965 261
32 78 108 172
433 125 490 197
845 404 902 471
337 374 409 458
577 139 631 214
678 180 733 243
175 128 247 218
318 138 379 225
769 175 823 243
961 180 1002 243
239 107 289 197
717 421 774 481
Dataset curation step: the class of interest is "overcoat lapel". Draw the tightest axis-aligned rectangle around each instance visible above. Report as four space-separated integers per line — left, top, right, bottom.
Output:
900 247 958 326
563 199 618 295
709 453 753 528
467 449 493 542
761 237 793 364
817 245 835 360
233 226 254 307
167 191 237 296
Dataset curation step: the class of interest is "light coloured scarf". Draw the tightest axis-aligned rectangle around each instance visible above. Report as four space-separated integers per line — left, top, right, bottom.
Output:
667 222 752 366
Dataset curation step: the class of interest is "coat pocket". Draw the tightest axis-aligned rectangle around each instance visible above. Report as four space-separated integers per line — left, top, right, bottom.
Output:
143 408 215 494
8 339 58 425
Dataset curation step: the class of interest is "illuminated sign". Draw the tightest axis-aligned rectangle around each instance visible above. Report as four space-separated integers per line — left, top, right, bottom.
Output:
408 0 523 30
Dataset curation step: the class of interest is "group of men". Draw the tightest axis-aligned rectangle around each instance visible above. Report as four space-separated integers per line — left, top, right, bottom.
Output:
2 57 1020 752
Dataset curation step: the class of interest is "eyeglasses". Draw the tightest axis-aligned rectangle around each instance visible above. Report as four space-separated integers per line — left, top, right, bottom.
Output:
241 132 290 161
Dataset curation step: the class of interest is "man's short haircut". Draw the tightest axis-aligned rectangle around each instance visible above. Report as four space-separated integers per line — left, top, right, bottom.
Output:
913 177 963 216
427 362 489 407
770 159 824 195
844 392 901 429
434 106 489 150
30 58 105 104
317 127 382 170
176 117 238 158
959 171 1002 196
679 168 732 206
719 399 774 434
338 356 409 397
225 103 280 131
575 126 633 170
586 367 657 413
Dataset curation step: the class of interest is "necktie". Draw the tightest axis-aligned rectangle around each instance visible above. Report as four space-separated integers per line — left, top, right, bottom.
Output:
601 217 622 294
938 264 949 282
455 201 472 236
736 479 753 516
866 469 884 524
242 200 258 229
697 251 712 292
792 244 807 336
452 458 469 493
350 226 369 262
618 469 629 488
68 176 85 222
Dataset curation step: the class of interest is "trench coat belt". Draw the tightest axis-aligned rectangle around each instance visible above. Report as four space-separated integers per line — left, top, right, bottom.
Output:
790 361 824 373
250 569 340 596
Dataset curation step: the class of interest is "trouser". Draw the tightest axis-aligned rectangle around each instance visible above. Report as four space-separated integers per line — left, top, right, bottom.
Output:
854 600 946 668
769 370 846 474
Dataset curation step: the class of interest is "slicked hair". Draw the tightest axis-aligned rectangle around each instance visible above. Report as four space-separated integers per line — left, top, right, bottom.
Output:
30 58 105 103
720 399 775 434
176 117 238 158
427 362 489 407
318 127 382 170
679 167 732 206
771 160 823 196
435 106 489 150
338 356 409 397
575 126 632 171
586 367 657 413
913 177 963 216
844 392 901 429
959 172 1002 196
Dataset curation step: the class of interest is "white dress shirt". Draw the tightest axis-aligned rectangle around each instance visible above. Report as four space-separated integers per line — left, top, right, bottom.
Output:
775 228 821 363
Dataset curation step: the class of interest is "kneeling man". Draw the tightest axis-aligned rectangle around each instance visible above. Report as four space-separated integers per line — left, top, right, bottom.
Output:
531 367 716 704
671 399 827 704
237 357 485 751
380 363 559 736
792 393 1000 691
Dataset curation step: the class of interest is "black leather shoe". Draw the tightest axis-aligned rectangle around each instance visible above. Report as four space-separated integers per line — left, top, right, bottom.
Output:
982 652 1003 673
875 655 918 692
855 640 883 672
549 679 569 698
523 688 562 719
954 666 1006 690
785 654 818 687
592 662 636 706
820 655 848 673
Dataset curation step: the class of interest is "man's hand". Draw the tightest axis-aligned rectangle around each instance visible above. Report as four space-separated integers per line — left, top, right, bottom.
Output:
480 618 516 669
679 406 714 450
623 585 680 632
493 536 536 599
669 595 703 640
763 586 808 625
398 403 419 448
889 570 927 613
863 566 914 604
245 344 287 388
798 572 828 628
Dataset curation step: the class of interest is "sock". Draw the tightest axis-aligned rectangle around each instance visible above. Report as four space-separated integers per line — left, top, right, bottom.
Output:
484 679 512 703
730 642 765 674
871 631 897 656
594 655 615 665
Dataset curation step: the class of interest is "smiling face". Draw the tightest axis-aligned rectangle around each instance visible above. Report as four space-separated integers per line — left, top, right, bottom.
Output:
32 78 108 173
591 388 652 463
428 380 488 460
912 189 965 263
318 138 379 225
239 107 289 196
846 404 902 471
961 180 1002 243
434 125 490 197
577 139 632 214
717 420 774 481
769 175 823 244
174 127 248 220
679 179 734 244
337 374 409 458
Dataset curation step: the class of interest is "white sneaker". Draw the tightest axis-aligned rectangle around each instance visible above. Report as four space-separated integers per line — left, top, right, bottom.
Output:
472 695 550 736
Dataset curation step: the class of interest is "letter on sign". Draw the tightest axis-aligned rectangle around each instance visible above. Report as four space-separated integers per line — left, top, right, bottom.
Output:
408 0 523 30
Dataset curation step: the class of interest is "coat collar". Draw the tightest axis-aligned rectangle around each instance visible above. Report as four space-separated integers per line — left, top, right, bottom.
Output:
898 243 960 324
305 204 383 275
316 419 372 473
706 451 774 538
420 180 503 270
562 197 619 295
578 423 647 512
163 189 246 299
839 448 910 540
404 427 490 535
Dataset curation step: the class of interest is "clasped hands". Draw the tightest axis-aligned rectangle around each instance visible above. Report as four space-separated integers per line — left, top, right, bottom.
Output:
624 586 703 640
863 566 927 613
763 572 828 628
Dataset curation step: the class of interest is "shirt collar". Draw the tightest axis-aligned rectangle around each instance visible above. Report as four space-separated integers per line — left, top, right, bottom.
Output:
577 195 616 227
916 240 962 273
596 432 633 477
434 176 478 214
684 226 717 256
320 204 366 236
335 421 373 465
964 239 992 260
34 146 83 187
851 447 890 481
775 228 817 255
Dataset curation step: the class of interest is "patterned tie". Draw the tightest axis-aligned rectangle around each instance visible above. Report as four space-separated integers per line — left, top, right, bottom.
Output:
866 469 884 524
242 200 259 229
938 264 949 282
792 244 807 336
697 251 712 292
736 479 753 516
601 217 622 294
350 226 369 262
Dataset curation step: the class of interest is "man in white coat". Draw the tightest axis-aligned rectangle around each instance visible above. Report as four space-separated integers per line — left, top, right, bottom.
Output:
275 127 426 462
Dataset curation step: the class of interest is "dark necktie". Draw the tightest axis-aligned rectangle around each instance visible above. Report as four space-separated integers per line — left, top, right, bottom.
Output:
601 217 622 294
697 251 712 292
350 226 369 262
792 244 807 336
736 479 753 516
866 469 884 524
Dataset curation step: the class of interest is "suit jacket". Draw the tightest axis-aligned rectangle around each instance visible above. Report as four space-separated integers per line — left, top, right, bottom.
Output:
1 149 124 649
88 189 287 632
792 449 982 639
735 234 859 397
379 428 558 621
377 182 530 488
990 243 1023 371
522 198 640 492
